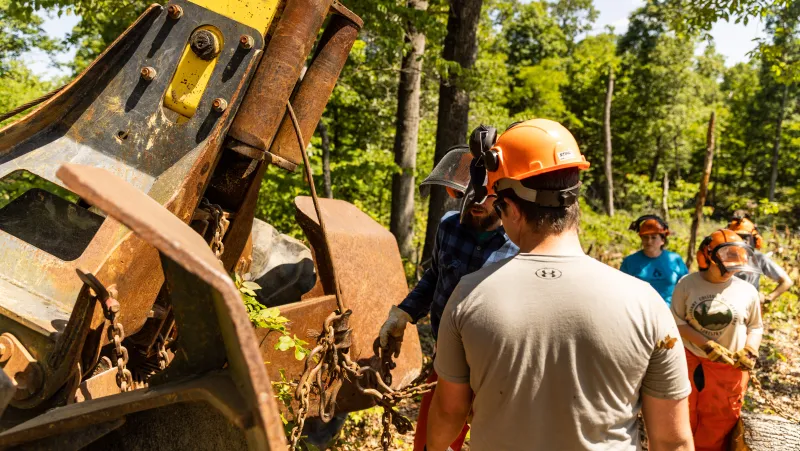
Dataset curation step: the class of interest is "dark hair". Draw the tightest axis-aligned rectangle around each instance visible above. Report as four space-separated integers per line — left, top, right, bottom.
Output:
497 168 581 234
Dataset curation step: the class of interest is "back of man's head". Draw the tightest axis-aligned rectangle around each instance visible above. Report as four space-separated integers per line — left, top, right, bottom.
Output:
497 167 581 235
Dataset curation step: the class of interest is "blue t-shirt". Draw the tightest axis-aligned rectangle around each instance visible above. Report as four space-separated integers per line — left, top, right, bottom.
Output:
619 250 688 305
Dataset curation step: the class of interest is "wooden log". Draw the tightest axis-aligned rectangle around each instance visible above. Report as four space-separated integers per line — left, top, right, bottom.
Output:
730 413 800 450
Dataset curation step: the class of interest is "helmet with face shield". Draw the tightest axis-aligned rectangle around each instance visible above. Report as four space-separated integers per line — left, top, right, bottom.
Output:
697 229 759 275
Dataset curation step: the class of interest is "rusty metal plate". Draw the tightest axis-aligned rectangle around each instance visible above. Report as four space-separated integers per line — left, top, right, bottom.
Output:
293 197 422 389
0 372 255 448
55 163 286 449
74 368 121 403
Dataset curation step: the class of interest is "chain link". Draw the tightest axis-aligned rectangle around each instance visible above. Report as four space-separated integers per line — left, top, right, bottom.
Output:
200 198 230 259
288 310 435 451
109 311 134 392
156 334 171 371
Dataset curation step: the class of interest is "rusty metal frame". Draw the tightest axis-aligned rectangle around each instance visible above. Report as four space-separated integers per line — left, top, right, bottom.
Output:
0 0 420 435
0 164 286 449
0 0 265 408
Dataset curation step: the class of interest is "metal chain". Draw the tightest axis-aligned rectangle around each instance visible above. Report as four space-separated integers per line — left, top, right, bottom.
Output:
381 408 393 450
200 198 230 259
288 311 434 451
750 371 800 424
156 334 170 371
284 101 435 450
109 311 134 392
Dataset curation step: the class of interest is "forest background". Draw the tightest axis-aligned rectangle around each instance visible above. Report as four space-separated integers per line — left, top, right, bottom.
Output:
2 0 799 273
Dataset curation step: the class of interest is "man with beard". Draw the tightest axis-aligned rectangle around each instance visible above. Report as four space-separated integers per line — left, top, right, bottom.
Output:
379 149 518 451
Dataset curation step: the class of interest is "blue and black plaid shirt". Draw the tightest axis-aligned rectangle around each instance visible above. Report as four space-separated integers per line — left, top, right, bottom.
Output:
398 211 519 339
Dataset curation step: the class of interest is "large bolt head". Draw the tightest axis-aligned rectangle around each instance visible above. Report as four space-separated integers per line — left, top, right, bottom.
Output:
190 29 220 61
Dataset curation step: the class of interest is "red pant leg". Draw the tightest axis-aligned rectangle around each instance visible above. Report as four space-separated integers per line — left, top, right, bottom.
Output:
413 370 470 451
692 356 750 451
684 349 701 435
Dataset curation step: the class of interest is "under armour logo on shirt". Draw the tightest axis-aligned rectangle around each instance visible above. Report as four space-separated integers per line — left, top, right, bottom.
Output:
535 268 563 279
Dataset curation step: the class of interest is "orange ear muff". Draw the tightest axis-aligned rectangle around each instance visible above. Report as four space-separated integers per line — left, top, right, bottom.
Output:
697 237 712 271
753 228 763 250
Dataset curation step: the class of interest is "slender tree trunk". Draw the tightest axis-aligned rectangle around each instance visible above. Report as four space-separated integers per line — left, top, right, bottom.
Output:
603 66 615 217
768 83 789 202
421 0 483 265
674 135 681 181
649 135 662 182
661 171 669 222
390 0 428 261
317 121 333 198
686 112 716 268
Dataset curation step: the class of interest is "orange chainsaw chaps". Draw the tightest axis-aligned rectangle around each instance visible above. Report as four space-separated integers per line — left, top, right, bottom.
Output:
685 349 750 451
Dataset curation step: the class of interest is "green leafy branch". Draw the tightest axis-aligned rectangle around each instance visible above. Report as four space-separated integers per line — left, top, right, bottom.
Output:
233 273 310 361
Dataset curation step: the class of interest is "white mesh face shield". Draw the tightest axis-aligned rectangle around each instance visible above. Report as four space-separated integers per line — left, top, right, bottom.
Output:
420 147 472 195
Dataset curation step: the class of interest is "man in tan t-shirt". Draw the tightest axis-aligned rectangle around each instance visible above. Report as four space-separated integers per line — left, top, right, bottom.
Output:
671 229 762 451
427 119 693 451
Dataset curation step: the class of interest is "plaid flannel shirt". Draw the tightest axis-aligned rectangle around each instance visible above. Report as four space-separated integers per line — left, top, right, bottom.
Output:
398 211 519 339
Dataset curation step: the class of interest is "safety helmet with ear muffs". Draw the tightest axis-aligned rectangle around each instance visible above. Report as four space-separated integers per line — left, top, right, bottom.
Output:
697 229 758 275
476 119 590 207
629 215 670 237
727 215 763 250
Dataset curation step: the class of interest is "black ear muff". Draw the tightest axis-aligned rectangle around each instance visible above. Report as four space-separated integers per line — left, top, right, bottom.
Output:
469 124 498 172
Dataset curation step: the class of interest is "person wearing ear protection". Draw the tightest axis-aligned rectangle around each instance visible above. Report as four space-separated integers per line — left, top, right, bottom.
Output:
727 212 793 303
428 119 693 451
620 215 688 305
670 229 763 451
378 144 518 451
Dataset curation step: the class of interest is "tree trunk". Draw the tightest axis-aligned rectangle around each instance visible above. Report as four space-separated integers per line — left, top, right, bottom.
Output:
603 65 615 217
318 121 333 199
390 0 428 261
649 135 662 182
661 171 669 222
686 112 716 268
421 0 483 265
768 83 789 202
673 135 681 181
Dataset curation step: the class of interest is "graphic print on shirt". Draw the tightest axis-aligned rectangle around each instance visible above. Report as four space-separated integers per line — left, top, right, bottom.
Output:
689 293 738 337
652 268 663 278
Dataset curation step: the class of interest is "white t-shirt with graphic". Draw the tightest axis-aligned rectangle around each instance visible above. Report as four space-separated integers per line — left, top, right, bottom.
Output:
671 272 762 357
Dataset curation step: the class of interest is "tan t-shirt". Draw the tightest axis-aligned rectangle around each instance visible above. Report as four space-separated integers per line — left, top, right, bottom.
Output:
670 272 762 357
435 254 691 451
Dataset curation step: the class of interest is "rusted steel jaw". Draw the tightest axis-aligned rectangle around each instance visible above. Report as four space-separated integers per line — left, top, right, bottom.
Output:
0 164 287 449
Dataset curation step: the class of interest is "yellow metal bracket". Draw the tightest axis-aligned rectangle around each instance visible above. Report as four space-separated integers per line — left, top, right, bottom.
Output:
164 0 281 120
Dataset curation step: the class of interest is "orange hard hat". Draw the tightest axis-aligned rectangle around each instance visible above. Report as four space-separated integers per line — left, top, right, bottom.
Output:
483 119 590 206
697 229 756 274
630 215 670 236
727 216 763 249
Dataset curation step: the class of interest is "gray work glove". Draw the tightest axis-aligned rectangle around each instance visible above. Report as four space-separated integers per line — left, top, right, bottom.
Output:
379 306 413 352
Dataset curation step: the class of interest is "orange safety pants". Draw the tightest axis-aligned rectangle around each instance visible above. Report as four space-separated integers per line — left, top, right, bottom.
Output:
413 370 469 451
685 349 750 451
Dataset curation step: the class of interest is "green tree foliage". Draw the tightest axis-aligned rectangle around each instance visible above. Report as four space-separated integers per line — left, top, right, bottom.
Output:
4 0 800 271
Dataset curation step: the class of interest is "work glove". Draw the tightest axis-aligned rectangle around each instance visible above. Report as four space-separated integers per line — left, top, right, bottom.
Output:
379 306 413 353
702 341 735 366
734 345 759 371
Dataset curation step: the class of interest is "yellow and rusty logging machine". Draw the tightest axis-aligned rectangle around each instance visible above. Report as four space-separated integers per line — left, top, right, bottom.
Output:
0 0 424 448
